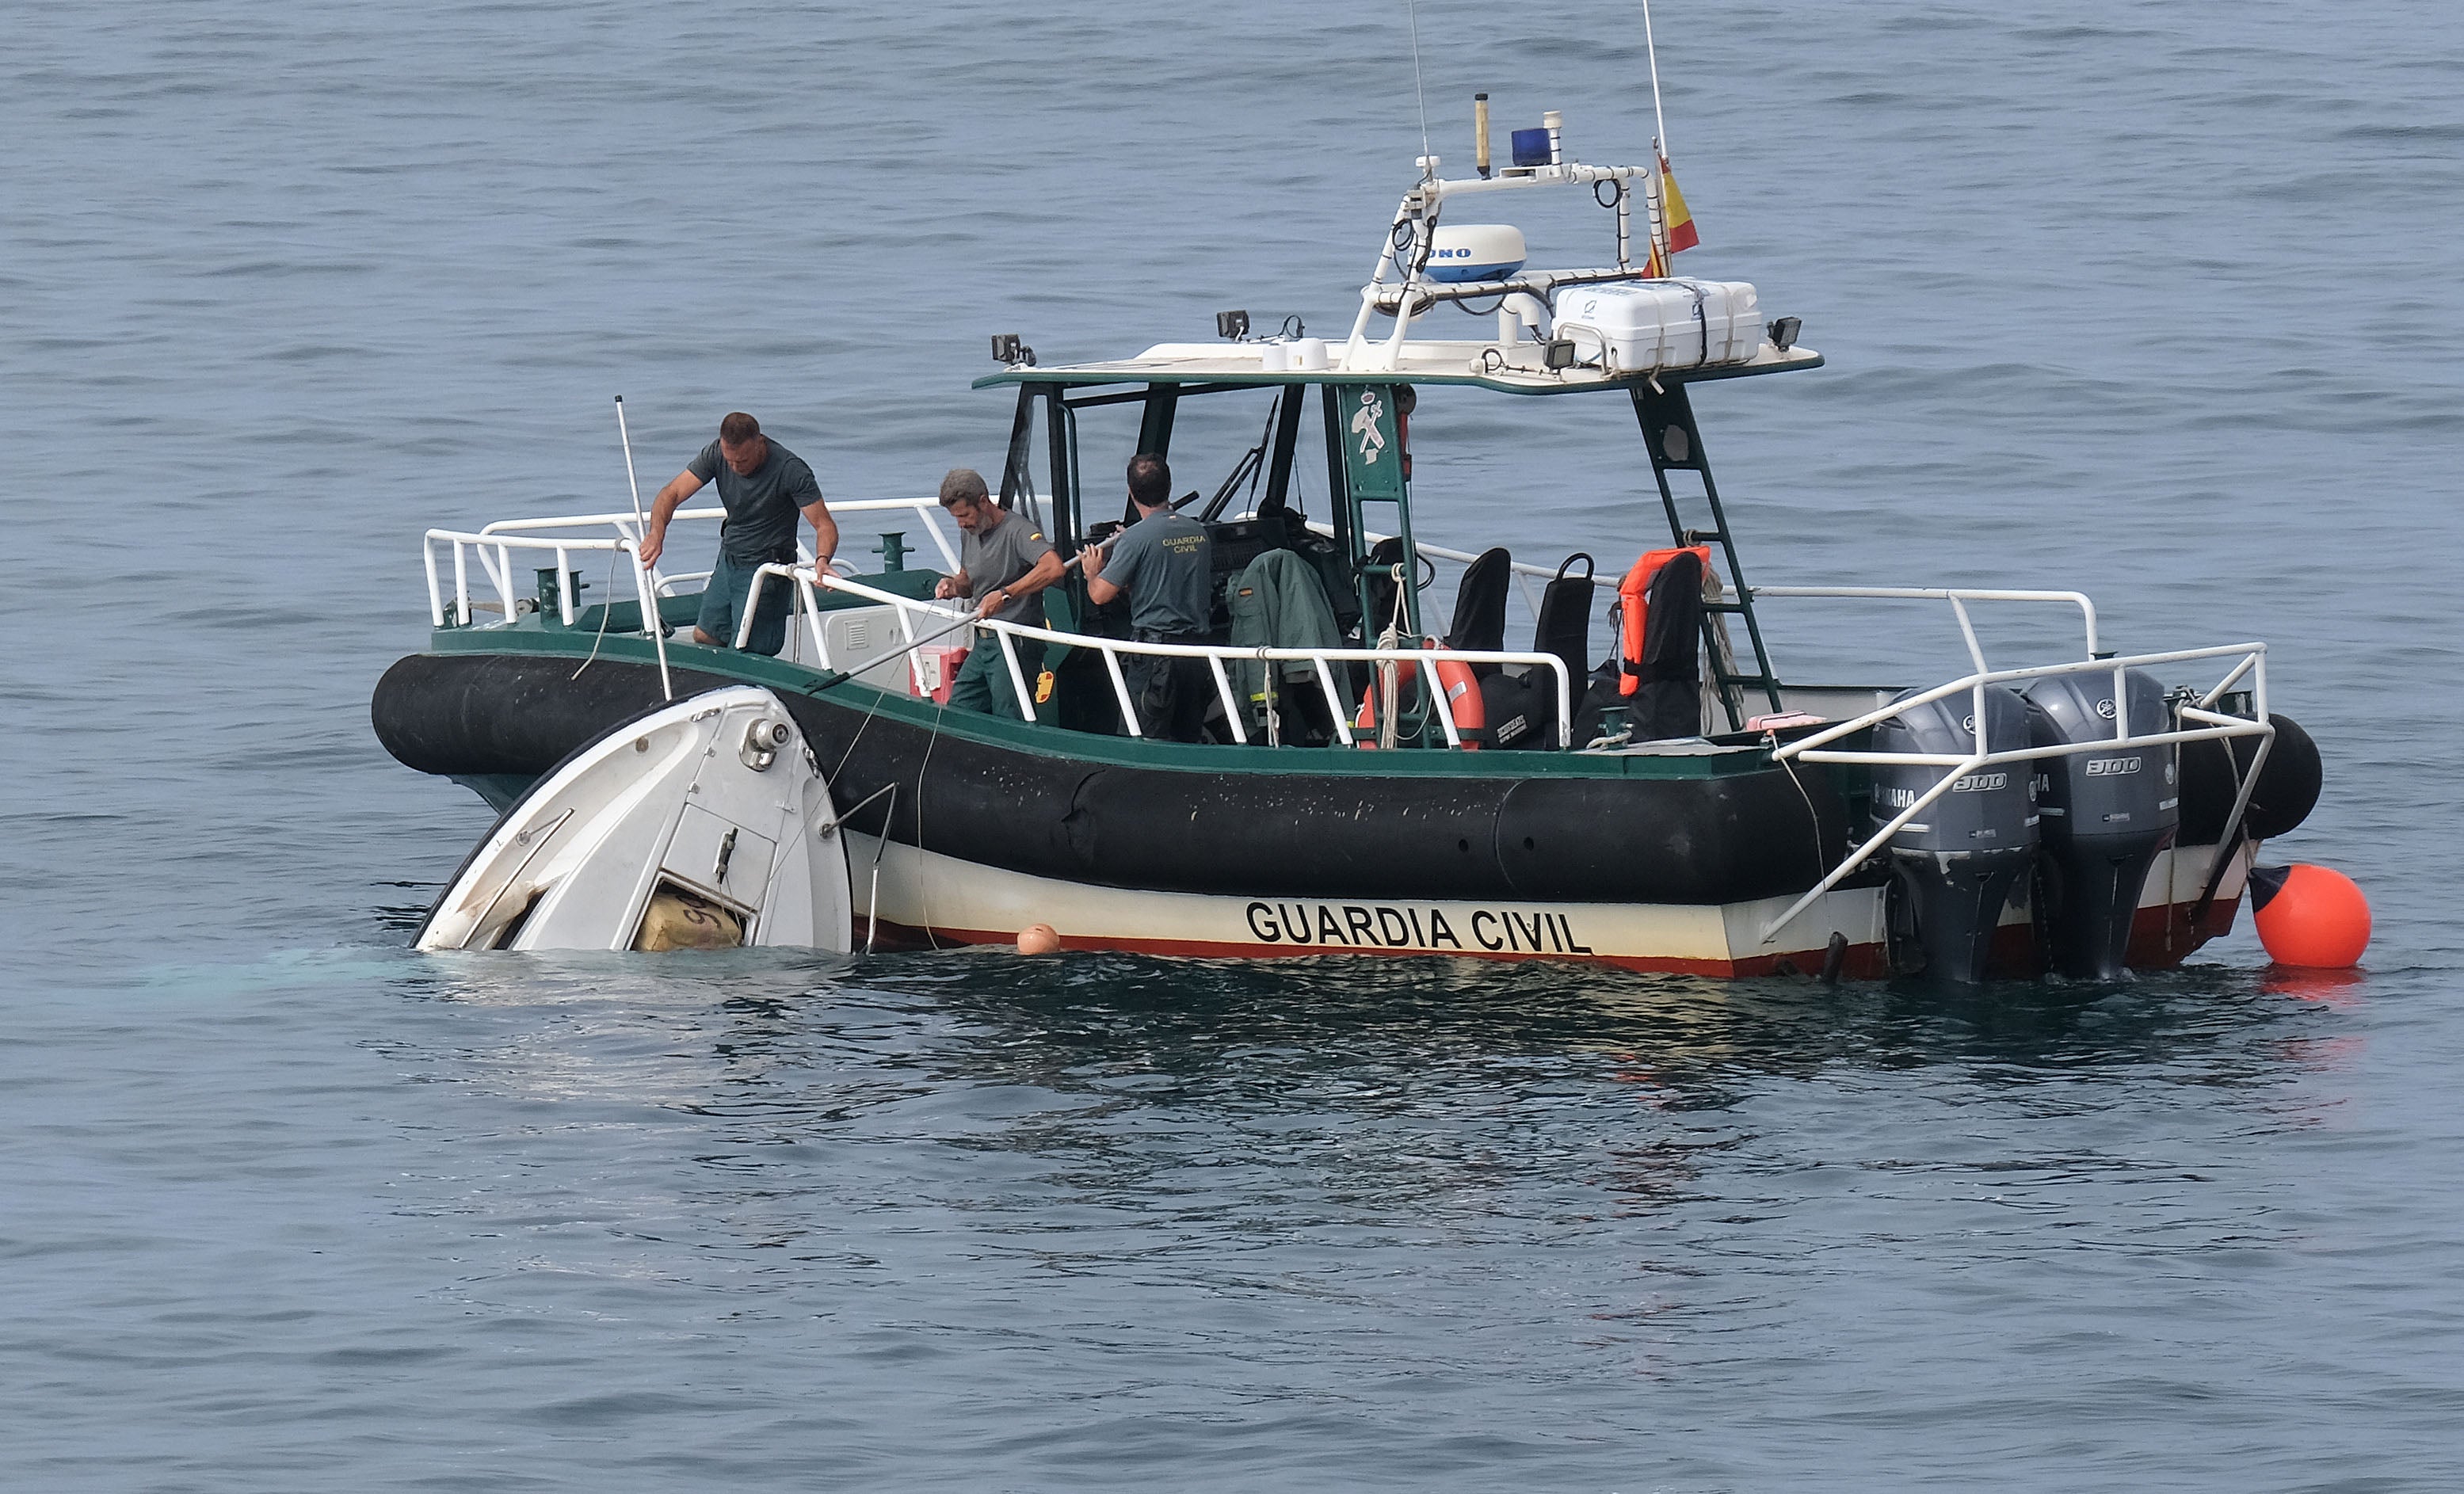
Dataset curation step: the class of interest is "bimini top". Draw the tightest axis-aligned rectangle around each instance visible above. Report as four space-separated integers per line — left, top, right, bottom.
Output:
974 338 1821 395
978 124 1821 395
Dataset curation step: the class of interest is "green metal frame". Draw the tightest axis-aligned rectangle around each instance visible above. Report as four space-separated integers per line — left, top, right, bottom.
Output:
1630 382 1785 729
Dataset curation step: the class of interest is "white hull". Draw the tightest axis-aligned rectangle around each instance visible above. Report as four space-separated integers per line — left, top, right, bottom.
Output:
843 834 2250 976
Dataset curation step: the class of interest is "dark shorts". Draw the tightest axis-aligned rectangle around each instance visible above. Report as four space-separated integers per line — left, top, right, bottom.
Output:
696 549 793 656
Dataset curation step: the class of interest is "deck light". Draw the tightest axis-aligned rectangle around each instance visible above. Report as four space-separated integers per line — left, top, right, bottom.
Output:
1217 310 1251 341
1767 317 1801 353
990 334 1035 366
1542 337 1578 371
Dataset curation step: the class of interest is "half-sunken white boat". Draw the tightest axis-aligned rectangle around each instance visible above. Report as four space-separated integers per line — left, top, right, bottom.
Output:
415 686 852 953
379 106 2321 979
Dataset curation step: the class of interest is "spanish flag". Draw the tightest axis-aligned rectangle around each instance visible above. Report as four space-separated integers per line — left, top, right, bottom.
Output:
1644 153 1699 276
1659 153 1699 253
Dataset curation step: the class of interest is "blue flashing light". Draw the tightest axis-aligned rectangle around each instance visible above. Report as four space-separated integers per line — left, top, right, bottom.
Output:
1510 128 1551 167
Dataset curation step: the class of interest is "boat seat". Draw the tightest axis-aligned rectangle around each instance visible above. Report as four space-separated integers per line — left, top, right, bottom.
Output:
1443 547 1513 676
1622 548 1707 741
1480 552 1595 750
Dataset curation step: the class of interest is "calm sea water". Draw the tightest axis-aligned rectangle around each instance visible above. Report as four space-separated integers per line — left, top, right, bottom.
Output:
7 2 2462 1488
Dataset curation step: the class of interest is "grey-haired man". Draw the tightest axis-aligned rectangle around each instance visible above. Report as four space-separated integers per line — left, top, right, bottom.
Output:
933 468 1063 718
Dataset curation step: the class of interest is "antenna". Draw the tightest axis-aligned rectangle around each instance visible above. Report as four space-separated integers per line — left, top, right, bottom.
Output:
1406 0 1432 166
1642 0 1669 155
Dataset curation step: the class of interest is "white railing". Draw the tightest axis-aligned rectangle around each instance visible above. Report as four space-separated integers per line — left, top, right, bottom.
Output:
472 495 967 593
420 526 675 698
1750 627 2274 946
422 527 654 630
1747 585 2104 667
425 494 970 633
741 565 1574 749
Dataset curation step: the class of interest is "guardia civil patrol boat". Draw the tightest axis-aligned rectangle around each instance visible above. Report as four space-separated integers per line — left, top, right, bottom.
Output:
375 109 2323 979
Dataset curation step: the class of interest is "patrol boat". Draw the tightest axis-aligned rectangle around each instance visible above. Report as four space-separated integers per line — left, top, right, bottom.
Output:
374 114 2324 979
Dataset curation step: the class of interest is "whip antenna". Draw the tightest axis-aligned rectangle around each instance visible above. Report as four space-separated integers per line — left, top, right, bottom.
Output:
1642 0 1669 155
1406 0 1432 165
614 394 650 543
612 394 673 701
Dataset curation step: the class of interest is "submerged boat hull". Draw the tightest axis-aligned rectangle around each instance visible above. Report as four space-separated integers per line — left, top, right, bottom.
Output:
376 643 2247 975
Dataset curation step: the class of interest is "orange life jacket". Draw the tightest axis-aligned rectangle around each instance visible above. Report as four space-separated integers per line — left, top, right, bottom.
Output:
1616 546 1711 696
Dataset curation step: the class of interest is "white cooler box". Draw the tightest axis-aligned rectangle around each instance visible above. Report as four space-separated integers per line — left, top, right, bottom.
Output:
1551 280 1762 373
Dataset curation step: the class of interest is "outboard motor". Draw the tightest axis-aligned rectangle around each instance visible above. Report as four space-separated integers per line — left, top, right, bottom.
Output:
1871 685 2038 982
2023 669 2177 980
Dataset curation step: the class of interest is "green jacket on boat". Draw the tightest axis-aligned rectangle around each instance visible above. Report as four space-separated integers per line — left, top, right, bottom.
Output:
1225 548 1343 739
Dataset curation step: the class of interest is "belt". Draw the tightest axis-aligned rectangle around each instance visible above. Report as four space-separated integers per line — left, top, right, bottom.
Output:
1133 627 1205 644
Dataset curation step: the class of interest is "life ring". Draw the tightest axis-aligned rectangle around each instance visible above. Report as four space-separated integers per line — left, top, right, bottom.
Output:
1354 644 1486 749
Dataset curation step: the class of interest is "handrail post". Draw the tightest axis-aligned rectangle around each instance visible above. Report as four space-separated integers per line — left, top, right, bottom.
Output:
421 536 444 627
733 566 769 650
623 538 673 700
1102 646 1142 736
797 568 830 665
1416 650 1462 747
996 626 1036 719
1207 654 1247 745
1314 657 1356 745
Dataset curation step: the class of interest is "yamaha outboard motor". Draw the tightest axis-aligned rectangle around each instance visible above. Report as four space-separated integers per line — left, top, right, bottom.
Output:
2023 669 2177 980
1871 685 2037 982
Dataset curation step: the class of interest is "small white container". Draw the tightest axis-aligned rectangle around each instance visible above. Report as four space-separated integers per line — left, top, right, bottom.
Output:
1257 341 1291 372
1550 279 1762 373
1290 337 1330 371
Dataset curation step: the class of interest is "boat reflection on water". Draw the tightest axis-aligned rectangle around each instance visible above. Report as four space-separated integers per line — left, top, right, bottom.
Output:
390 939 2360 1121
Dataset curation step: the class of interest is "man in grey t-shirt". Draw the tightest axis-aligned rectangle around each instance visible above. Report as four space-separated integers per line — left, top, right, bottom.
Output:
1085 452 1214 741
639 411 837 655
933 468 1063 719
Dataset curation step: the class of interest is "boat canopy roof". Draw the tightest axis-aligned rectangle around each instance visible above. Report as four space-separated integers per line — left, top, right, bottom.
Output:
979 133 1825 396
974 341 1821 395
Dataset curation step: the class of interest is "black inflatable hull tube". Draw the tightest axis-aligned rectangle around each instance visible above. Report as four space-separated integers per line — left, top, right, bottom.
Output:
2023 669 2179 981
372 652 1855 908
1869 685 2039 984
2175 711 2320 845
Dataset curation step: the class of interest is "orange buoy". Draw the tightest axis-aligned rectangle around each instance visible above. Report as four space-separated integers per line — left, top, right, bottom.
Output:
1016 923 1062 955
2250 863 2371 969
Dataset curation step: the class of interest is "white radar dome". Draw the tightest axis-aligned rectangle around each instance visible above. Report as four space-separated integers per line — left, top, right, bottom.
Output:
1425 224 1526 284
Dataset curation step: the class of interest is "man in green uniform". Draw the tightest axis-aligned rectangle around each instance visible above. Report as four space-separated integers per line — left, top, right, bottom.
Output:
933 468 1064 718
1085 452 1215 741
638 412 837 655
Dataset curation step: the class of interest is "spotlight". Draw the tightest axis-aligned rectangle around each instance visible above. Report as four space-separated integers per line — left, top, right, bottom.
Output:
990 334 1036 366
1542 337 1578 371
1767 316 1802 353
1216 310 1251 341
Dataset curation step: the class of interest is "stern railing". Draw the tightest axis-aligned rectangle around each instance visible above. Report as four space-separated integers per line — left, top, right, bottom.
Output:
1742 586 2273 946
